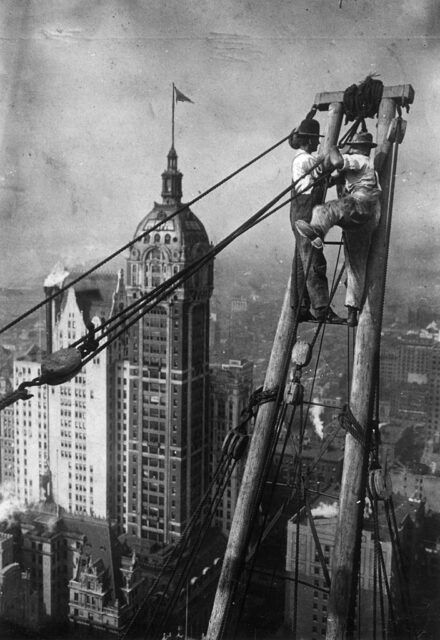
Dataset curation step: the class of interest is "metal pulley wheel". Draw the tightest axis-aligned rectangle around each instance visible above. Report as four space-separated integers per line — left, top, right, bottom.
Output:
40 347 84 385
222 430 236 455
230 433 248 461
369 467 392 501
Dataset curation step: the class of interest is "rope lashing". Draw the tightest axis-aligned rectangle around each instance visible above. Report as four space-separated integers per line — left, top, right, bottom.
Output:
220 386 279 462
343 74 384 124
243 385 280 420
338 404 366 446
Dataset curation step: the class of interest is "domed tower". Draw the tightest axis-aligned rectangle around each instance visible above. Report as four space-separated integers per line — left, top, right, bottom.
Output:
110 146 213 544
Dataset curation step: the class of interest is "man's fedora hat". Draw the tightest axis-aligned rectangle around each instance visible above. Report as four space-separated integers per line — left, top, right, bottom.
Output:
296 118 323 138
289 118 323 149
346 131 377 148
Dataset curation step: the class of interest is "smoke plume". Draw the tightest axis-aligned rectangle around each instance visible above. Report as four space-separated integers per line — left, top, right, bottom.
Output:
311 501 339 518
310 399 324 439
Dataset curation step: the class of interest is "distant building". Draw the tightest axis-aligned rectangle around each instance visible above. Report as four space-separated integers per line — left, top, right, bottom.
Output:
67 514 145 634
0 345 15 484
0 530 40 630
14 344 48 506
210 359 253 535
0 506 146 634
108 145 213 543
284 492 426 639
390 467 440 511
13 270 116 517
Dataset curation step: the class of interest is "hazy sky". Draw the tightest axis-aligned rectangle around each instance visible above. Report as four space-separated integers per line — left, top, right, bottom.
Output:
0 0 438 287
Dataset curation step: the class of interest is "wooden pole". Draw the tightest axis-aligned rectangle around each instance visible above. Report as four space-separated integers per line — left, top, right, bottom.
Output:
325 97 400 640
206 279 296 640
322 101 344 154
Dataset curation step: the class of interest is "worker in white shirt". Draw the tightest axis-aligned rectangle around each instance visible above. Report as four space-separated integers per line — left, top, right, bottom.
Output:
289 117 341 323
296 131 381 327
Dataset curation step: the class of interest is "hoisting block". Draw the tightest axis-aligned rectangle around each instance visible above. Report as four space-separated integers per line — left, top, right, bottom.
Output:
41 347 83 385
291 340 312 368
387 118 407 143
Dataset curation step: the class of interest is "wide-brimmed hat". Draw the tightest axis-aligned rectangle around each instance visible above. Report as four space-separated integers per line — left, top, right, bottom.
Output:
296 118 323 138
289 118 323 149
346 131 377 148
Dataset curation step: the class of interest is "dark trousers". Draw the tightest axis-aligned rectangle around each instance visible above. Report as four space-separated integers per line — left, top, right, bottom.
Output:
290 194 329 313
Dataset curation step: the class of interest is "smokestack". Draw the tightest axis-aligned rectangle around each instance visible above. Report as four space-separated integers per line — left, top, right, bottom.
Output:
43 264 69 355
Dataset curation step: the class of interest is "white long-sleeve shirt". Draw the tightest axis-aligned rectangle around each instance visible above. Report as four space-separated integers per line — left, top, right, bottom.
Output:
292 149 321 194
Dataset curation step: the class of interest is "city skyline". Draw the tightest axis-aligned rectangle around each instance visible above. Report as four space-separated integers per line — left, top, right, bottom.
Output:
0 2 439 638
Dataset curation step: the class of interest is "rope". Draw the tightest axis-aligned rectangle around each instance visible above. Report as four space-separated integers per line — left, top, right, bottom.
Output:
343 74 384 124
0 134 291 339
304 487 331 588
369 487 397 635
78 161 331 362
153 461 238 640
119 449 233 640
3 165 332 413
338 404 366 446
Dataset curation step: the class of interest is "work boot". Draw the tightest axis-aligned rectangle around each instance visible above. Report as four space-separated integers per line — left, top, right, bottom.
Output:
295 220 324 250
326 308 344 323
314 307 342 323
297 308 315 323
347 306 358 327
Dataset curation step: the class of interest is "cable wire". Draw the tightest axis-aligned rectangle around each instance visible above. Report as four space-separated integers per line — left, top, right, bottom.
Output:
0 134 291 338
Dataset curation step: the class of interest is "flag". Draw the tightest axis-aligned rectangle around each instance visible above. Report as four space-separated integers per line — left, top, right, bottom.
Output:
175 87 194 104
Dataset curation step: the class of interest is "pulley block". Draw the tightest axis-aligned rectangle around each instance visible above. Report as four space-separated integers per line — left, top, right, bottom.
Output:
369 467 392 501
387 118 407 144
40 347 84 386
291 340 312 368
230 434 249 461
222 430 248 461
284 380 304 406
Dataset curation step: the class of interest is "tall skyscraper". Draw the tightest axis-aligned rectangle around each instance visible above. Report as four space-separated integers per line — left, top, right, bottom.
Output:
109 145 213 543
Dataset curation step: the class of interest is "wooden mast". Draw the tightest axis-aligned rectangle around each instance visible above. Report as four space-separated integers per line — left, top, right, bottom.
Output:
206 83 413 640
311 85 414 640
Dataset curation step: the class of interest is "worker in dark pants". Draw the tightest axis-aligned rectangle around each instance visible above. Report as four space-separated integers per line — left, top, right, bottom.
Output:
289 118 341 323
295 131 381 327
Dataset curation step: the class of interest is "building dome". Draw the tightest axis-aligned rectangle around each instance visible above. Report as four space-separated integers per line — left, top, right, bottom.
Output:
126 147 212 297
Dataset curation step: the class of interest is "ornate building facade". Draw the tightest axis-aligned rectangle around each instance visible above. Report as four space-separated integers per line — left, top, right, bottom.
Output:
109 146 213 543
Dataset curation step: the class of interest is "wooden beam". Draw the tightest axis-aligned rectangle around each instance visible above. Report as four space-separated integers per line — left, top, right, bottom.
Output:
206 280 296 640
325 97 400 640
314 84 414 111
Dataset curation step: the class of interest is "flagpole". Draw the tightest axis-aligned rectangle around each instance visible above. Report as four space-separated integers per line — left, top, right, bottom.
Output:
172 82 175 148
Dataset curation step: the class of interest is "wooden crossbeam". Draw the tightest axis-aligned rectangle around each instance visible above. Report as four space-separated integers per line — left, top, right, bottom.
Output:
314 83 414 110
